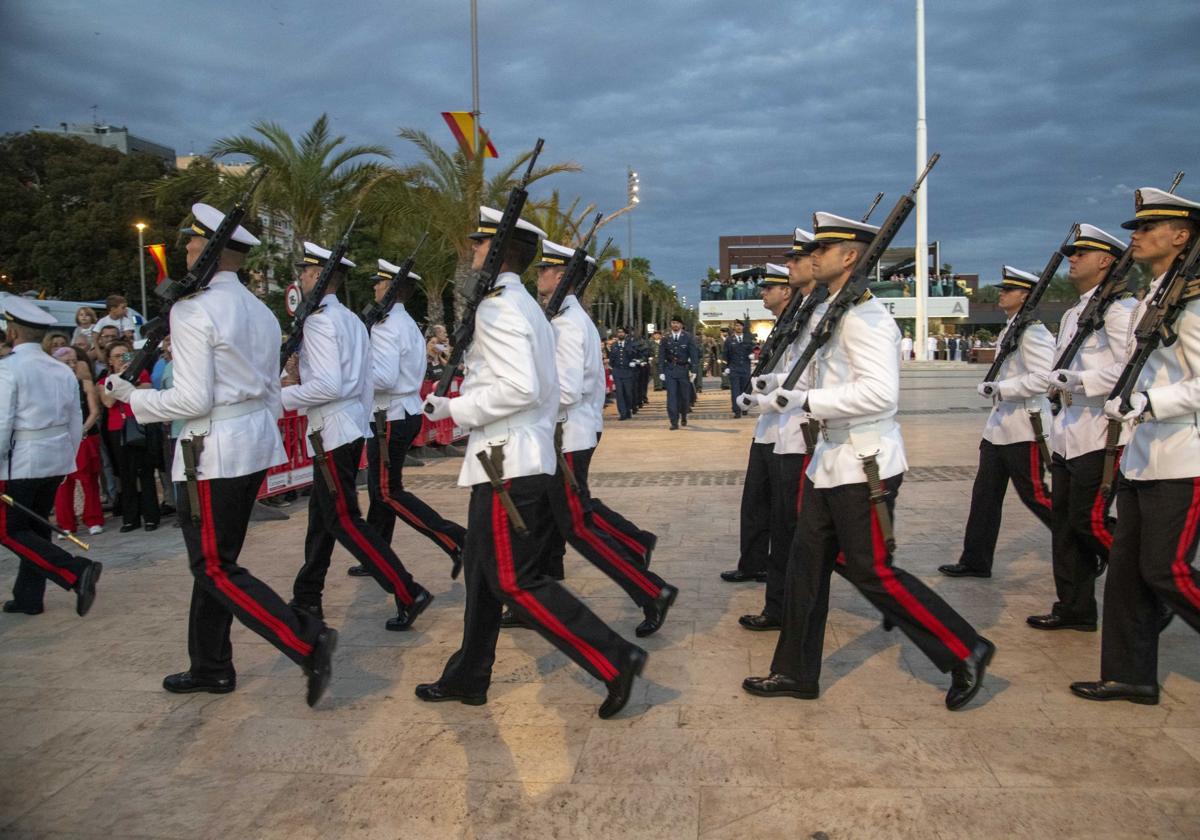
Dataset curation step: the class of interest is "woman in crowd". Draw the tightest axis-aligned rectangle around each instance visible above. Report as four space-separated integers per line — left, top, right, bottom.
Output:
41 332 69 353
98 341 160 532
425 323 450 380
52 346 105 537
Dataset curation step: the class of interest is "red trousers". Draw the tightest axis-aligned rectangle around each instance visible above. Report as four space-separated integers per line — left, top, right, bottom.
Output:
54 435 104 533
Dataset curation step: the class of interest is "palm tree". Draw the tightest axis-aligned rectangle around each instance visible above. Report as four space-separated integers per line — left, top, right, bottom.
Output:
373 128 581 324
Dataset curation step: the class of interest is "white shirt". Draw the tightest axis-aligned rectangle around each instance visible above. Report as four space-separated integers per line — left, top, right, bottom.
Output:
95 313 137 336
281 293 373 456
1121 273 1200 480
369 302 425 419
0 343 82 480
129 273 286 482
449 273 558 487
798 295 908 488
981 316 1053 446
1049 286 1136 459
774 306 819 456
552 296 604 453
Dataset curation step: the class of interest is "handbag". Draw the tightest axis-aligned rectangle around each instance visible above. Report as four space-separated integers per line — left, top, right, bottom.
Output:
122 413 146 448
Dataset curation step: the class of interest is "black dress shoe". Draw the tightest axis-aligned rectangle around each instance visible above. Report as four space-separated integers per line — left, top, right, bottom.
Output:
289 600 324 621
119 523 140 533
143 523 158 533
681 416 688 427
881 616 896 632
636 584 678 637
669 424 678 430
162 670 236 694
75 561 102 617
1026 613 1097 632
753 571 768 582
346 564 371 577
719 569 760 583
598 646 648 719
1159 606 1175 634
742 673 819 699
1069 680 1159 705
415 681 487 705
159 504 176 517
499 607 525 628
2 601 44 615
304 627 338 707
449 549 463 581
946 636 995 710
387 587 433 631
938 563 991 579
738 613 782 631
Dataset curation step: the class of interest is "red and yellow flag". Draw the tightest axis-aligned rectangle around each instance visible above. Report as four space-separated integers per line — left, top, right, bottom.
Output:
441 111 498 159
146 243 168 284
612 258 626 279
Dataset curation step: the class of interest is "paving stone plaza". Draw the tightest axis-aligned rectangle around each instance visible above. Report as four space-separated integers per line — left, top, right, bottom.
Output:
2 364 1198 838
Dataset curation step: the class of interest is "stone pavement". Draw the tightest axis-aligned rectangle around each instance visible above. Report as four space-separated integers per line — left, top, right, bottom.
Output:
2 364 1198 838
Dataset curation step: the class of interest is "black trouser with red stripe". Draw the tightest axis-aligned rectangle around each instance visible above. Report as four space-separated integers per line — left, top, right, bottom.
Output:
294 438 420 609
772 476 981 684
366 411 466 562
179 470 323 678
572 435 657 570
737 441 775 575
1049 450 1115 623
2 477 92 610
1100 475 1200 686
762 453 807 621
545 448 668 610
437 475 636 692
957 439 1053 573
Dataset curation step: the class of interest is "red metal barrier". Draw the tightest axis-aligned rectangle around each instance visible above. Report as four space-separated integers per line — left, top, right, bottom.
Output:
257 379 467 499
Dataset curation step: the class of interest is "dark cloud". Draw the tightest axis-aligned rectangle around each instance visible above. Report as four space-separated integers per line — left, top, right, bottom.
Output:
2 0 1197 302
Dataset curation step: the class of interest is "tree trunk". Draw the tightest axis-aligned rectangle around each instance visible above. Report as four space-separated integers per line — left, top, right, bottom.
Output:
635 290 643 335
422 282 445 327
452 256 474 328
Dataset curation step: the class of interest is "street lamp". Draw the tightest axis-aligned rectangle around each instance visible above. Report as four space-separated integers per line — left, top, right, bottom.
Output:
134 222 147 319
626 167 640 330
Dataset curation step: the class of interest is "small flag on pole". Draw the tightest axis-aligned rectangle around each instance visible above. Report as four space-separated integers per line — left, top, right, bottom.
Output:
612 258 626 279
441 111 498 159
146 244 169 284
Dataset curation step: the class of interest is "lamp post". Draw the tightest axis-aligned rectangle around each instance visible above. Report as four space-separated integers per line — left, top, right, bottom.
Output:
134 222 147 319
626 167 639 329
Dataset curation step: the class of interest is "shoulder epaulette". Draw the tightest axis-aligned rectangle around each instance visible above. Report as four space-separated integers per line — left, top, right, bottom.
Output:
485 287 505 299
1028 319 1043 326
1182 278 1200 302
311 304 327 315
855 289 874 305
1113 289 1134 300
180 288 209 301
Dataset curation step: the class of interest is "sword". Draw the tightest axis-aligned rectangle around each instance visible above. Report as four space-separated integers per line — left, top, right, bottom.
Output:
1 494 90 550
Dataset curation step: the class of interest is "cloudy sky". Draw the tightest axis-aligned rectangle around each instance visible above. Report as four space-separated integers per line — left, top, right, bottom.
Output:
3 0 1198 302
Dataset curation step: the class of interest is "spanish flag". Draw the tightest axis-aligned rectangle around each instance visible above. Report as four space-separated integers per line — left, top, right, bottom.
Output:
612 258 626 279
441 111 499 159
146 243 169 284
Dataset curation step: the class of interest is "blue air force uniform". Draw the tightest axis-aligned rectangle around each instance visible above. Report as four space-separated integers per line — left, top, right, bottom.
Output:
608 336 640 420
658 325 699 428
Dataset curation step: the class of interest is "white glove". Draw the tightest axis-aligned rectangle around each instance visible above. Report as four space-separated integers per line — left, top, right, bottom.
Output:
977 382 999 399
629 361 638 368
688 372 696 382
659 373 666 381
1052 369 1084 393
723 368 731 376
104 375 135 403
1104 392 1149 422
736 392 757 411
423 394 453 421
771 387 807 411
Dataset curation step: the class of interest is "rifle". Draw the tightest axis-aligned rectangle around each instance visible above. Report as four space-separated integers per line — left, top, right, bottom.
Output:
1049 172 1186 413
1099 228 1200 494
574 236 612 303
982 222 1078 384
544 212 603 319
749 193 886 392
121 168 268 384
279 211 360 371
428 138 545 402
775 160 937 406
361 232 428 331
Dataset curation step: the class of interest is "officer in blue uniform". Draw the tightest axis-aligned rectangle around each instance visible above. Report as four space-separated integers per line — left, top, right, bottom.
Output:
658 315 699 430
608 327 639 421
724 320 756 417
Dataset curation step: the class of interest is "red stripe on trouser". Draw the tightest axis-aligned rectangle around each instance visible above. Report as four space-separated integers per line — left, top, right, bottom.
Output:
327 452 412 604
592 512 648 556
1171 478 1200 612
1090 447 1122 550
563 454 660 598
1029 443 1053 510
491 487 619 681
378 422 458 552
869 505 971 660
0 487 78 586
197 480 313 658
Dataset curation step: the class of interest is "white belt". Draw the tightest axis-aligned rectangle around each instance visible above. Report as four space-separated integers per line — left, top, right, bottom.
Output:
306 397 360 432
1143 413 1200 427
180 398 267 439
373 391 418 411
821 418 897 445
481 408 542 445
1062 394 1106 408
11 424 69 441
